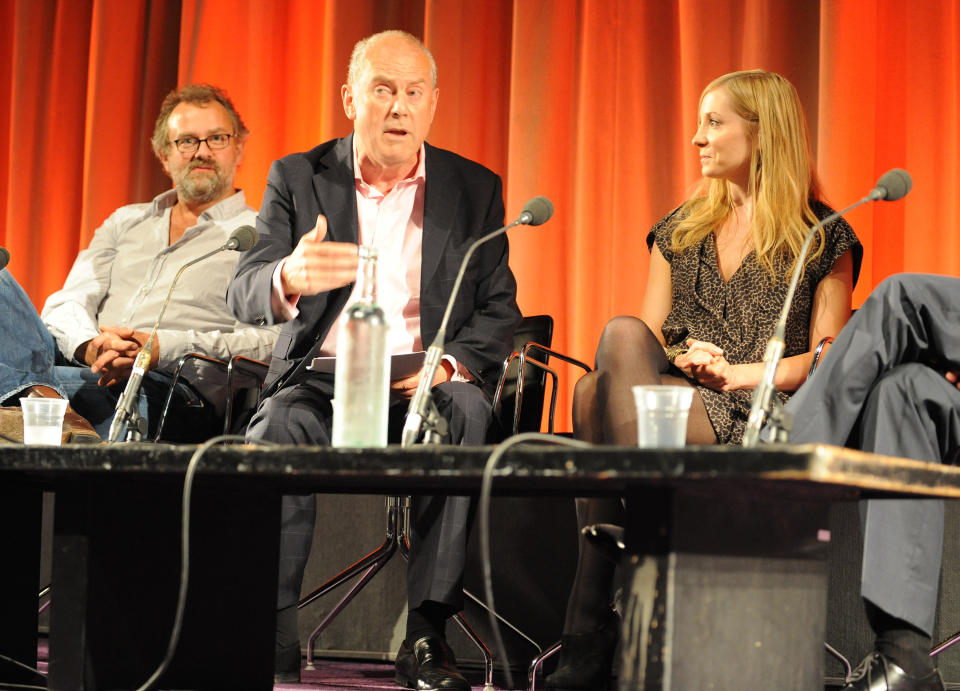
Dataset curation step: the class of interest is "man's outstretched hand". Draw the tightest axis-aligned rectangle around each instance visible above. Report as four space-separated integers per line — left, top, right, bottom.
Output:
280 214 360 297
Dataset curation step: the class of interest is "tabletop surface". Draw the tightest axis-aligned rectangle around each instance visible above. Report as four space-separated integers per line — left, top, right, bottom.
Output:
1 440 958 500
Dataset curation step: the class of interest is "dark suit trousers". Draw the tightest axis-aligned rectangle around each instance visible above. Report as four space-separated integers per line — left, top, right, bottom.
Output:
246 375 492 616
786 273 960 634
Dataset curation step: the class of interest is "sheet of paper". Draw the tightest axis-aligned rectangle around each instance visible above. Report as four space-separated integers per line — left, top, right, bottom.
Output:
307 351 427 380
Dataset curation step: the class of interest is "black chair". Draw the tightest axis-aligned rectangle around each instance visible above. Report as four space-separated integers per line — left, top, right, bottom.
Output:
154 353 268 441
491 314 591 437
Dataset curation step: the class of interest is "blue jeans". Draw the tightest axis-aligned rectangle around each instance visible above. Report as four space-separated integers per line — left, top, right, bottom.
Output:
0 269 216 440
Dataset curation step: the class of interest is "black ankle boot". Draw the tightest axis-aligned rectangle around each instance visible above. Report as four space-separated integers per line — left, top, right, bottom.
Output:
544 614 619 691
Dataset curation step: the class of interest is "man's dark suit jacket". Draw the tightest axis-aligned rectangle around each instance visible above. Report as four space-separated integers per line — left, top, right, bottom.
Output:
227 135 521 399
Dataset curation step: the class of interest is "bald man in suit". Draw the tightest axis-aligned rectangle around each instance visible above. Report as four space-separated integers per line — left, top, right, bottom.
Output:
227 30 520 689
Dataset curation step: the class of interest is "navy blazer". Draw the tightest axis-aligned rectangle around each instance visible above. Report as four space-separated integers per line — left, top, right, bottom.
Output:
227 135 521 396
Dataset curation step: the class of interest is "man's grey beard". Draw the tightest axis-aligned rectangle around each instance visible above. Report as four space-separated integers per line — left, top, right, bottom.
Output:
174 158 233 204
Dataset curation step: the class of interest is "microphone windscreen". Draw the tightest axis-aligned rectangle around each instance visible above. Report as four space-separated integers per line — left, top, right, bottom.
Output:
0 246 8 271
521 196 554 226
875 168 912 201
228 225 259 251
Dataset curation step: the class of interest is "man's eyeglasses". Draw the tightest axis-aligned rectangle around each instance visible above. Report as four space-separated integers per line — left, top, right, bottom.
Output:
171 133 235 154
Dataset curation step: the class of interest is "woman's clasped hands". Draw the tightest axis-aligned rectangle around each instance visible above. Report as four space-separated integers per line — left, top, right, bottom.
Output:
673 338 741 391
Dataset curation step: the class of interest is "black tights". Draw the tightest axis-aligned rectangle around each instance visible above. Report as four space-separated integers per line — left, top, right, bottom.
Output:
562 317 716 633
579 315 716 446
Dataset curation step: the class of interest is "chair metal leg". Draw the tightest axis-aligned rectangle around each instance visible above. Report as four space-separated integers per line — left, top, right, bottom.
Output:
463 587 543 652
298 497 408 667
38 582 51 615
931 631 960 656
528 640 561 691
825 641 852 682
452 612 495 691
298 498 403 609
305 560 390 668
298 494 510 687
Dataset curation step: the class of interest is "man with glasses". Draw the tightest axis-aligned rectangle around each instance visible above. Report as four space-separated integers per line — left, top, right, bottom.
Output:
0 83 277 442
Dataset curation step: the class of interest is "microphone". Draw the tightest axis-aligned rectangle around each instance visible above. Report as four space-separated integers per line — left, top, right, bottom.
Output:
517 196 554 226
868 168 912 202
225 224 258 251
0 247 9 271
742 169 912 447
107 225 259 442
401 197 555 447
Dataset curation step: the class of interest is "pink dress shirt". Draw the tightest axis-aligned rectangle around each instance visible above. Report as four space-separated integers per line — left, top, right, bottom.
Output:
270 143 470 381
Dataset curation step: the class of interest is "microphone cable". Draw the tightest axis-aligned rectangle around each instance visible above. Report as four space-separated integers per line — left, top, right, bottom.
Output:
134 434 279 691
0 651 47 690
478 432 591 689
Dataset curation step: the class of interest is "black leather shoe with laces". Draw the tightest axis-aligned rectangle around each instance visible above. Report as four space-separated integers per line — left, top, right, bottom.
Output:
843 651 944 691
394 635 470 691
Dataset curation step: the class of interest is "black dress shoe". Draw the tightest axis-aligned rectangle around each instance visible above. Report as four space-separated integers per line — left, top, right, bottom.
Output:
394 635 470 691
843 651 944 690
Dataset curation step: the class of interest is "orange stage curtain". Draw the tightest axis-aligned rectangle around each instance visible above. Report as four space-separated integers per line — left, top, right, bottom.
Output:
2 0 959 432
0 0 180 304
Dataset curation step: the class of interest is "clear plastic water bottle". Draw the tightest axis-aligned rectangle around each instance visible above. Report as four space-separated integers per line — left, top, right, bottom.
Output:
332 245 390 447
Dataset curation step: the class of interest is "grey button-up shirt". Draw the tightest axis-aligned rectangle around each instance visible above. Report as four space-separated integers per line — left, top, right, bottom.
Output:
41 189 278 404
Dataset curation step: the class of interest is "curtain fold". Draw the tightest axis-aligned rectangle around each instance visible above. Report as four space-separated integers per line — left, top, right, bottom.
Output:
2 0 958 431
1 0 179 306
3 0 93 303
81 0 181 246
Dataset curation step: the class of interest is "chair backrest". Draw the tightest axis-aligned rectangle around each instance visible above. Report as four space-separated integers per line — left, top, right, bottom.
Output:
492 314 554 437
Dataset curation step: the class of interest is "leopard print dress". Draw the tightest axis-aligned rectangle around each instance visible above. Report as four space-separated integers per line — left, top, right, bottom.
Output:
646 200 863 444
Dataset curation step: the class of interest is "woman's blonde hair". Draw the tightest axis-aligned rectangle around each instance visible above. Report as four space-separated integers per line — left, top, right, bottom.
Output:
670 70 824 277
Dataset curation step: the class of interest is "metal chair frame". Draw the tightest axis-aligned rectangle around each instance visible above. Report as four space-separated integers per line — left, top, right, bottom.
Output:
298 496 496 690
528 641 561 691
491 341 590 436
154 353 268 440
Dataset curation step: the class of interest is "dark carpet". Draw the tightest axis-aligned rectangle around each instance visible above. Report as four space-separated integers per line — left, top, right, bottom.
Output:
33 639 505 690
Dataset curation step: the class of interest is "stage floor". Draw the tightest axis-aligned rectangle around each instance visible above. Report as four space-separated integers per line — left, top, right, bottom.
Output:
33 637 960 689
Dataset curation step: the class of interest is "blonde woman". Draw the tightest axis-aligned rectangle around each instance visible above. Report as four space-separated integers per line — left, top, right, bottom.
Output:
547 70 862 691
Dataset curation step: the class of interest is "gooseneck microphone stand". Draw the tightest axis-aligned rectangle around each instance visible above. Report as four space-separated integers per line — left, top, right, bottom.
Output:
107 226 258 442
401 196 554 447
742 169 912 446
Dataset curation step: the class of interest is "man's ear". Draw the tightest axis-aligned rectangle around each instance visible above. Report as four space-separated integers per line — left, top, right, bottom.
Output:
428 87 439 124
342 84 356 120
158 148 172 177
